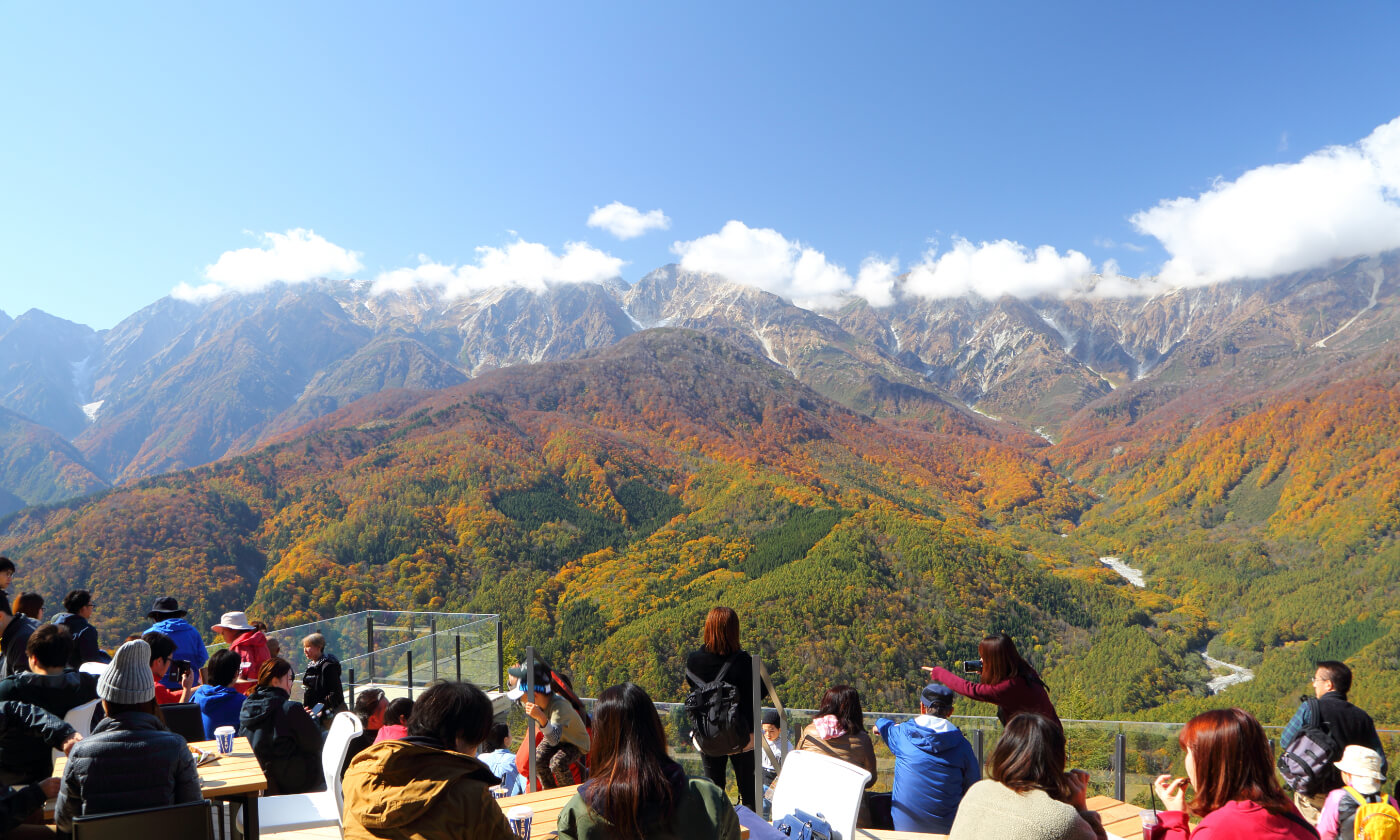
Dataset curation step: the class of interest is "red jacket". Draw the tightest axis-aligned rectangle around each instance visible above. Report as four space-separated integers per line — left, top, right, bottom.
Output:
1159 801 1316 839
230 631 271 695
927 666 1060 728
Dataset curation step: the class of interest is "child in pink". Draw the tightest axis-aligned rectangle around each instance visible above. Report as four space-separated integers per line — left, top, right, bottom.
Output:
1317 745 1397 840
373 697 413 743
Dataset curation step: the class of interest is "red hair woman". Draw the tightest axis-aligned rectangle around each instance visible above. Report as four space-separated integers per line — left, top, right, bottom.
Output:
1153 707 1317 838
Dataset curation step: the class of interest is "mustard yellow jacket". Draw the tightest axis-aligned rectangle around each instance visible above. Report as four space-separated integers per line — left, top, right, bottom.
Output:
342 737 515 840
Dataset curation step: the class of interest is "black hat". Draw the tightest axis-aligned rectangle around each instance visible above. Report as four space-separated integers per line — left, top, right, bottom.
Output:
147 596 187 619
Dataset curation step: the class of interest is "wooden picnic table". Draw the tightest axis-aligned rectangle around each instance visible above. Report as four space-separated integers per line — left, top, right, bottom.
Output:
845 795 1145 840
54 736 269 839
1086 794 1149 838
495 783 750 839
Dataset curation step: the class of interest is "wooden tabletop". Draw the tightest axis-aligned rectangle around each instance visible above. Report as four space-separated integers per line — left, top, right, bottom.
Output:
496 784 581 840
54 736 269 799
1086 794 1149 838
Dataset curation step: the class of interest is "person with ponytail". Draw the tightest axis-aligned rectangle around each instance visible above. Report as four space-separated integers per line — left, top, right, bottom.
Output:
238 657 325 795
556 682 740 840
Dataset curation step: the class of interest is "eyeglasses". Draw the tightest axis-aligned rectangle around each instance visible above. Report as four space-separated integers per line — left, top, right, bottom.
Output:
1312 677 1329 684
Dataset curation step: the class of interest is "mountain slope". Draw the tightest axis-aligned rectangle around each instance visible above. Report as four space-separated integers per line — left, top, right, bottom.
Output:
0 329 1204 713
0 310 99 438
0 406 107 516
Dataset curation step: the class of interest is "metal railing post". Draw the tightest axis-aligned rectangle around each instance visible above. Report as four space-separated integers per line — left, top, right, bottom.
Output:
525 646 538 793
971 728 985 768
496 617 504 689
455 634 462 683
366 615 376 684
348 668 356 709
407 650 415 698
431 618 439 683
752 655 763 813
1113 732 1127 801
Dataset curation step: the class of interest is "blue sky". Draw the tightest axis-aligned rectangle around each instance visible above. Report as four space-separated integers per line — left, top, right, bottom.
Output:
3 2 1400 328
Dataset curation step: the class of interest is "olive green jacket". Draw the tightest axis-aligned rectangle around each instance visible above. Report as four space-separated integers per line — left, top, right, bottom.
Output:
556 775 741 840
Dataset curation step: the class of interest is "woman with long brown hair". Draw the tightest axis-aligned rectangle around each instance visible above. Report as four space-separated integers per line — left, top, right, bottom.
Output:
556 682 740 840
1152 707 1316 838
685 606 764 810
923 632 1059 728
949 712 1105 840
238 657 325 794
797 684 879 825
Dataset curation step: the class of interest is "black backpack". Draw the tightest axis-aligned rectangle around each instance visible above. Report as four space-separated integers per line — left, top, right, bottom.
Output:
1278 696 1342 796
684 656 750 756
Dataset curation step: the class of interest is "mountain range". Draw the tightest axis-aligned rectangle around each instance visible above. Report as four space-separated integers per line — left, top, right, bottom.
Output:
3 251 1394 515
3 252 1400 722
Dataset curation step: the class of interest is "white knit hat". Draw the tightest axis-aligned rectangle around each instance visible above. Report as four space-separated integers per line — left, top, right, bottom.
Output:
97 640 155 704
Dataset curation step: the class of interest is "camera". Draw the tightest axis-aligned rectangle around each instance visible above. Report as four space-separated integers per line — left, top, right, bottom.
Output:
172 659 192 680
961 659 983 673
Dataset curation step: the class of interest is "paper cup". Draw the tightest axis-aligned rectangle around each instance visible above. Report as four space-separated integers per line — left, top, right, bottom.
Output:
214 726 236 755
507 804 533 839
490 784 508 799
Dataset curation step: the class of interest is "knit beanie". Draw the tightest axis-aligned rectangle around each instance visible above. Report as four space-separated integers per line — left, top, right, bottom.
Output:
98 640 156 704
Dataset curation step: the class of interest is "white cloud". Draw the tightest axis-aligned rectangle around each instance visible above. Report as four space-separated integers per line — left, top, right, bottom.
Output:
173 228 362 302
853 257 899 308
372 238 624 298
904 238 1096 300
671 220 870 309
1132 115 1400 286
587 202 671 240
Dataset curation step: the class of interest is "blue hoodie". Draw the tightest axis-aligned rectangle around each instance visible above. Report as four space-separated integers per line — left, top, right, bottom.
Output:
875 714 981 833
146 617 209 689
191 683 245 739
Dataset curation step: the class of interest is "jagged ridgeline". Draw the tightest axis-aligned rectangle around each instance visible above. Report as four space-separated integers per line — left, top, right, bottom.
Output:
0 330 1208 713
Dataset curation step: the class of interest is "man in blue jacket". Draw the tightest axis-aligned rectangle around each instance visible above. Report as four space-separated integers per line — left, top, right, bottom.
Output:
144 597 208 690
873 683 980 834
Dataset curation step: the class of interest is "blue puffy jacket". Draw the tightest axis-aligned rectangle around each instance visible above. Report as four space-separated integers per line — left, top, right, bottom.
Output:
875 714 981 833
147 618 210 689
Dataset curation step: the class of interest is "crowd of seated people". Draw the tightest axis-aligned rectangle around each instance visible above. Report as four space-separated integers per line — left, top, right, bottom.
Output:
0 565 1393 840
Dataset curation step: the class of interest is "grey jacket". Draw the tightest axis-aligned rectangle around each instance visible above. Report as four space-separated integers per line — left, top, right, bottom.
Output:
54 710 201 835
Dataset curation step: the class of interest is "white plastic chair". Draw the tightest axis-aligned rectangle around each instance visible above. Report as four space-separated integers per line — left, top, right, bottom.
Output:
769 749 872 840
52 698 101 763
238 710 362 835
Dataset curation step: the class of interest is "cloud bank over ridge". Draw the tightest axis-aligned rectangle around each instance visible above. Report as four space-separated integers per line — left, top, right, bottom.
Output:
372 239 624 298
172 115 1400 310
173 229 363 302
1133 115 1400 287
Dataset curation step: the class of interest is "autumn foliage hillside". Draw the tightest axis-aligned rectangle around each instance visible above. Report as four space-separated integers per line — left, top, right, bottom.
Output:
1063 345 1400 724
0 330 1206 713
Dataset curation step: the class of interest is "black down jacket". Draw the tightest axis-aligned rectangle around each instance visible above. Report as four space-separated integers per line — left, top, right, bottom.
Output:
54 710 200 836
240 685 326 795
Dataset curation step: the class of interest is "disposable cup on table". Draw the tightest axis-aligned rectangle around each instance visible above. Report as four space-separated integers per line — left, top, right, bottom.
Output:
507 804 533 839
